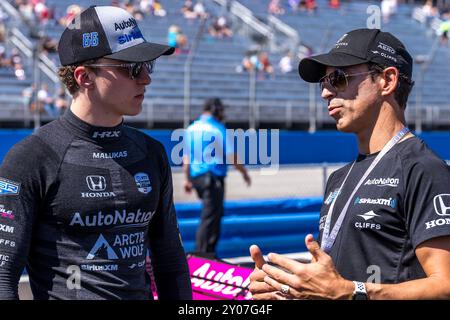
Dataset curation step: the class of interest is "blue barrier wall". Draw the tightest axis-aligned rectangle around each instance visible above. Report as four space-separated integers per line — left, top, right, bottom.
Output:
2 129 450 164
175 198 322 258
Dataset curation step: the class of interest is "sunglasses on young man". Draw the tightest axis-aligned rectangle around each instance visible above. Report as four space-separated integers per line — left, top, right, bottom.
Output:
84 61 155 80
319 68 376 92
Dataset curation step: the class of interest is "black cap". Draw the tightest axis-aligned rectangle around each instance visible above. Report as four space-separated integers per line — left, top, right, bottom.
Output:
298 28 413 82
58 5 174 66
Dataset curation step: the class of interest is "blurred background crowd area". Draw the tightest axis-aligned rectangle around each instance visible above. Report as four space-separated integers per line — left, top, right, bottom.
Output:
0 0 449 132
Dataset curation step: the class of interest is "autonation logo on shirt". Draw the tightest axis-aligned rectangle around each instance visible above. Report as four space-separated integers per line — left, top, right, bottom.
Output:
364 177 399 187
69 209 155 228
354 197 397 209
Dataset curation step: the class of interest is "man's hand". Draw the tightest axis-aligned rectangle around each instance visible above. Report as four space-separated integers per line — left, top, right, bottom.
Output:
183 180 193 193
259 234 353 300
230 153 251 187
248 245 289 300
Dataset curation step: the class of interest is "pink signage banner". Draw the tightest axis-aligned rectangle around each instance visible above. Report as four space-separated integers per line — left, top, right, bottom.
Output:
187 255 253 300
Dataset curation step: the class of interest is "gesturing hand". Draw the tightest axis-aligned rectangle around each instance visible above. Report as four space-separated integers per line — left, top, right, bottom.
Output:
260 234 353 300
248 245 289 300
248 245 298 300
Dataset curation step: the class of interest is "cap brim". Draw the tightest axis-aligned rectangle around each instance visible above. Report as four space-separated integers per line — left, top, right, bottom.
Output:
104 42 175 62
298 52 368 82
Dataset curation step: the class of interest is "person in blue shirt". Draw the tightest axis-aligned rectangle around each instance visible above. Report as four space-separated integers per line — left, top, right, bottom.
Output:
183 98 251 256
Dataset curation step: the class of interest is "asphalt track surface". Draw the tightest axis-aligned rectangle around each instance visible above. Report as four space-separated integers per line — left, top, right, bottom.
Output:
172 164 342 202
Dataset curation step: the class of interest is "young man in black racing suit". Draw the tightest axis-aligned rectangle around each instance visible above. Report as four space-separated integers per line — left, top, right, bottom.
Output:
0 6 192 300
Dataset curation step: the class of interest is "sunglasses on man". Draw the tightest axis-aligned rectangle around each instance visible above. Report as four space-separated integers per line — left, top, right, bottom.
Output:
319 68 376 92
84 61 155 80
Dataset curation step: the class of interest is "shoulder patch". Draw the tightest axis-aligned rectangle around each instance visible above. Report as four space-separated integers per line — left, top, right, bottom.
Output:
0 178 20 196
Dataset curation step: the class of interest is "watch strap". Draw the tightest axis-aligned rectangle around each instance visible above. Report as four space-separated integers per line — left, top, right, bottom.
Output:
352 281 368 300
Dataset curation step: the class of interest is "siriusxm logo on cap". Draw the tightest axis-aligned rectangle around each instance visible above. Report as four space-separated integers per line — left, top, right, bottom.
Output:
118 27 144 45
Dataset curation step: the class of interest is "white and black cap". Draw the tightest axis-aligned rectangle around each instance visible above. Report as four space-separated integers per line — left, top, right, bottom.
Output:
299 28 413 83
58 5 174 66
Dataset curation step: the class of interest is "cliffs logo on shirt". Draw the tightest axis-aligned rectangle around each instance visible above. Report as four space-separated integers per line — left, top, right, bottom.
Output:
355 210 381 230
134 173 152 194
0 178 20 196
425 194 450 229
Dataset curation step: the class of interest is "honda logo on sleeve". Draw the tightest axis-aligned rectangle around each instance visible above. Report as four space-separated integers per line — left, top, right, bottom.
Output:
86 176 106 192
434 194 450 216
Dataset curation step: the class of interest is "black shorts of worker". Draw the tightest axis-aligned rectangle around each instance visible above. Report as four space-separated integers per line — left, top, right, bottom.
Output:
191 172 225 254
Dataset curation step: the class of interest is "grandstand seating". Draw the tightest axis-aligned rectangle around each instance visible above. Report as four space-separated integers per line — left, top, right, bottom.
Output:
0 67 31 120
239 0 450 125
1 0 449 128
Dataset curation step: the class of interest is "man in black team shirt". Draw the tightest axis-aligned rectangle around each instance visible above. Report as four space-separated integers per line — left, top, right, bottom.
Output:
249 29 450 300
0 6 192 300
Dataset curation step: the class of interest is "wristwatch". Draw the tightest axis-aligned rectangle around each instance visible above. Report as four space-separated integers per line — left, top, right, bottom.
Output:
352 281 368 300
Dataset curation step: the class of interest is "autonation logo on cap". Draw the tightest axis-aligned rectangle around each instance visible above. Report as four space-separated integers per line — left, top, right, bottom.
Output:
95 6 145 52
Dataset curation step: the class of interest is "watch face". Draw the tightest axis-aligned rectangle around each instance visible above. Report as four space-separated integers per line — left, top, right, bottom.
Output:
353 292 368 300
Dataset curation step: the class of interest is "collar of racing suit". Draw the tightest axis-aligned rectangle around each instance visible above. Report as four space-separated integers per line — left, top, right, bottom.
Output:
61 109 124 143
